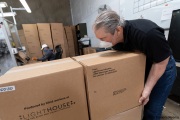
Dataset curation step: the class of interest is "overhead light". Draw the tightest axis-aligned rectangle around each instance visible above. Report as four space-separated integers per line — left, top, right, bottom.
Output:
0 2 8 8
12 8 26 11
19 0 31 13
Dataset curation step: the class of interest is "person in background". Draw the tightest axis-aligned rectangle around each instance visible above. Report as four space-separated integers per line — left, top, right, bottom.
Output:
32 44 55 62
93 10 177 120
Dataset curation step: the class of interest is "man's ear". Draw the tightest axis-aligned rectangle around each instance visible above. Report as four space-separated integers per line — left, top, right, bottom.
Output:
116 26 122 35
116 26 122 31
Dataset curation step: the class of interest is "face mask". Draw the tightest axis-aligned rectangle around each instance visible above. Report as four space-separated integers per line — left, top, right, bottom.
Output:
99 41 113 48
43 49 48 53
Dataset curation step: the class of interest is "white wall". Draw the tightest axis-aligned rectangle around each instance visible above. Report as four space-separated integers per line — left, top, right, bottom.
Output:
70 0 178 47
70 0 120 47
120 0 180 29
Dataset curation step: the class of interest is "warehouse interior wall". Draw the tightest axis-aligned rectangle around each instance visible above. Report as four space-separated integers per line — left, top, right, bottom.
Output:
70 0 121 47
2 0 72 29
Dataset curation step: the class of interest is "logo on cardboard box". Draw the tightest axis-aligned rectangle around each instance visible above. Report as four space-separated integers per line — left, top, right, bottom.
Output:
18 96 76 120
92 68 117 77
113 88 127 96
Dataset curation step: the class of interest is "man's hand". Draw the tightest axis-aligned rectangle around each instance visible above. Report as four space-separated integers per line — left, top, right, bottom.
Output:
32 57 37 61
139 89 151 106
139 57 170 106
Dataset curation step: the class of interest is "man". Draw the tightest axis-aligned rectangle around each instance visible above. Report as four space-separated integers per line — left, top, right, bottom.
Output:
93 10 176 120
32 44 55 62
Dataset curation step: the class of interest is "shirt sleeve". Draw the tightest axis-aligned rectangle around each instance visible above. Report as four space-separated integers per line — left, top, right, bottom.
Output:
37 51 53 62
146 28 171 63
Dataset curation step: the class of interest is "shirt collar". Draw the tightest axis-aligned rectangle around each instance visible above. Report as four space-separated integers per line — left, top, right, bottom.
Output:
123 20 129 45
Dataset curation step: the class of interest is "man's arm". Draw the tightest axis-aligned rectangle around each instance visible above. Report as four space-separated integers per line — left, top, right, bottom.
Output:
37 55 48 62
139 56 170 105
37 52 52 62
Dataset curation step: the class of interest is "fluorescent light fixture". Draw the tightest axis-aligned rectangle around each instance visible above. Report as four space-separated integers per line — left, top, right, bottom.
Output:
19 0 31 13
0 2 8 8
12 8 26 11
0 12 16 17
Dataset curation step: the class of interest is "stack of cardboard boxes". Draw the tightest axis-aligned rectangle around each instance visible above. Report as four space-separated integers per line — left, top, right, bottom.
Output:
51 23 69 58
37 23 54 50
21 23 73 59
64 26 76 57
13 23 91 61
0 51 146 120
22 24 43 58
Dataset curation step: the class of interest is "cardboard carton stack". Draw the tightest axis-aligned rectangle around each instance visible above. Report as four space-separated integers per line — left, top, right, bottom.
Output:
64 26 76 57
37 23 54 50
22 23 78 59
73 51 146 120
15 51 30 64
0 50 145 120
51 23 69 58
0 58 89 120
22 24 42 58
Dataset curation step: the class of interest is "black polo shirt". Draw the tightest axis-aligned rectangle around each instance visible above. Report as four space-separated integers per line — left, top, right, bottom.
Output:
112 19 171 80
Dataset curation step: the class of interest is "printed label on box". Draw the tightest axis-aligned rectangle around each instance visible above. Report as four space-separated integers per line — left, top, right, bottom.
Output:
0 86 15 93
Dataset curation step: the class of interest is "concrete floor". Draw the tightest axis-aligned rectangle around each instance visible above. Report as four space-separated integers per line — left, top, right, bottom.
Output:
0 54 180 119
161 99 180 120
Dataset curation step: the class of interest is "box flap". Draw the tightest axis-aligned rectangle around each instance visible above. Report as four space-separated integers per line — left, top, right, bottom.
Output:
0 58 82 84
73 50 145 67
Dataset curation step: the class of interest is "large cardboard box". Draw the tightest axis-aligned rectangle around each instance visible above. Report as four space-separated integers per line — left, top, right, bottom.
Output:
64 26 75 57
73 51 146 120
0 58 89 120
15 51 30 65
37 23 54 50
22 24 42 58
106 105 143 120
51 23 69 58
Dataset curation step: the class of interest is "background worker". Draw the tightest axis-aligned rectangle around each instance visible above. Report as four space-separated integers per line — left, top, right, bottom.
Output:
32 44 55 62
93 10 177 120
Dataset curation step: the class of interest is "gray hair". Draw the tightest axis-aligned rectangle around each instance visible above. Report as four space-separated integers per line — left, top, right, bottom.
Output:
94 10 125 34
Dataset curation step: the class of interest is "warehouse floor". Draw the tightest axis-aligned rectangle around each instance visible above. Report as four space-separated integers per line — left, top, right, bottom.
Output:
161 99 180 120
0 54 180 119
